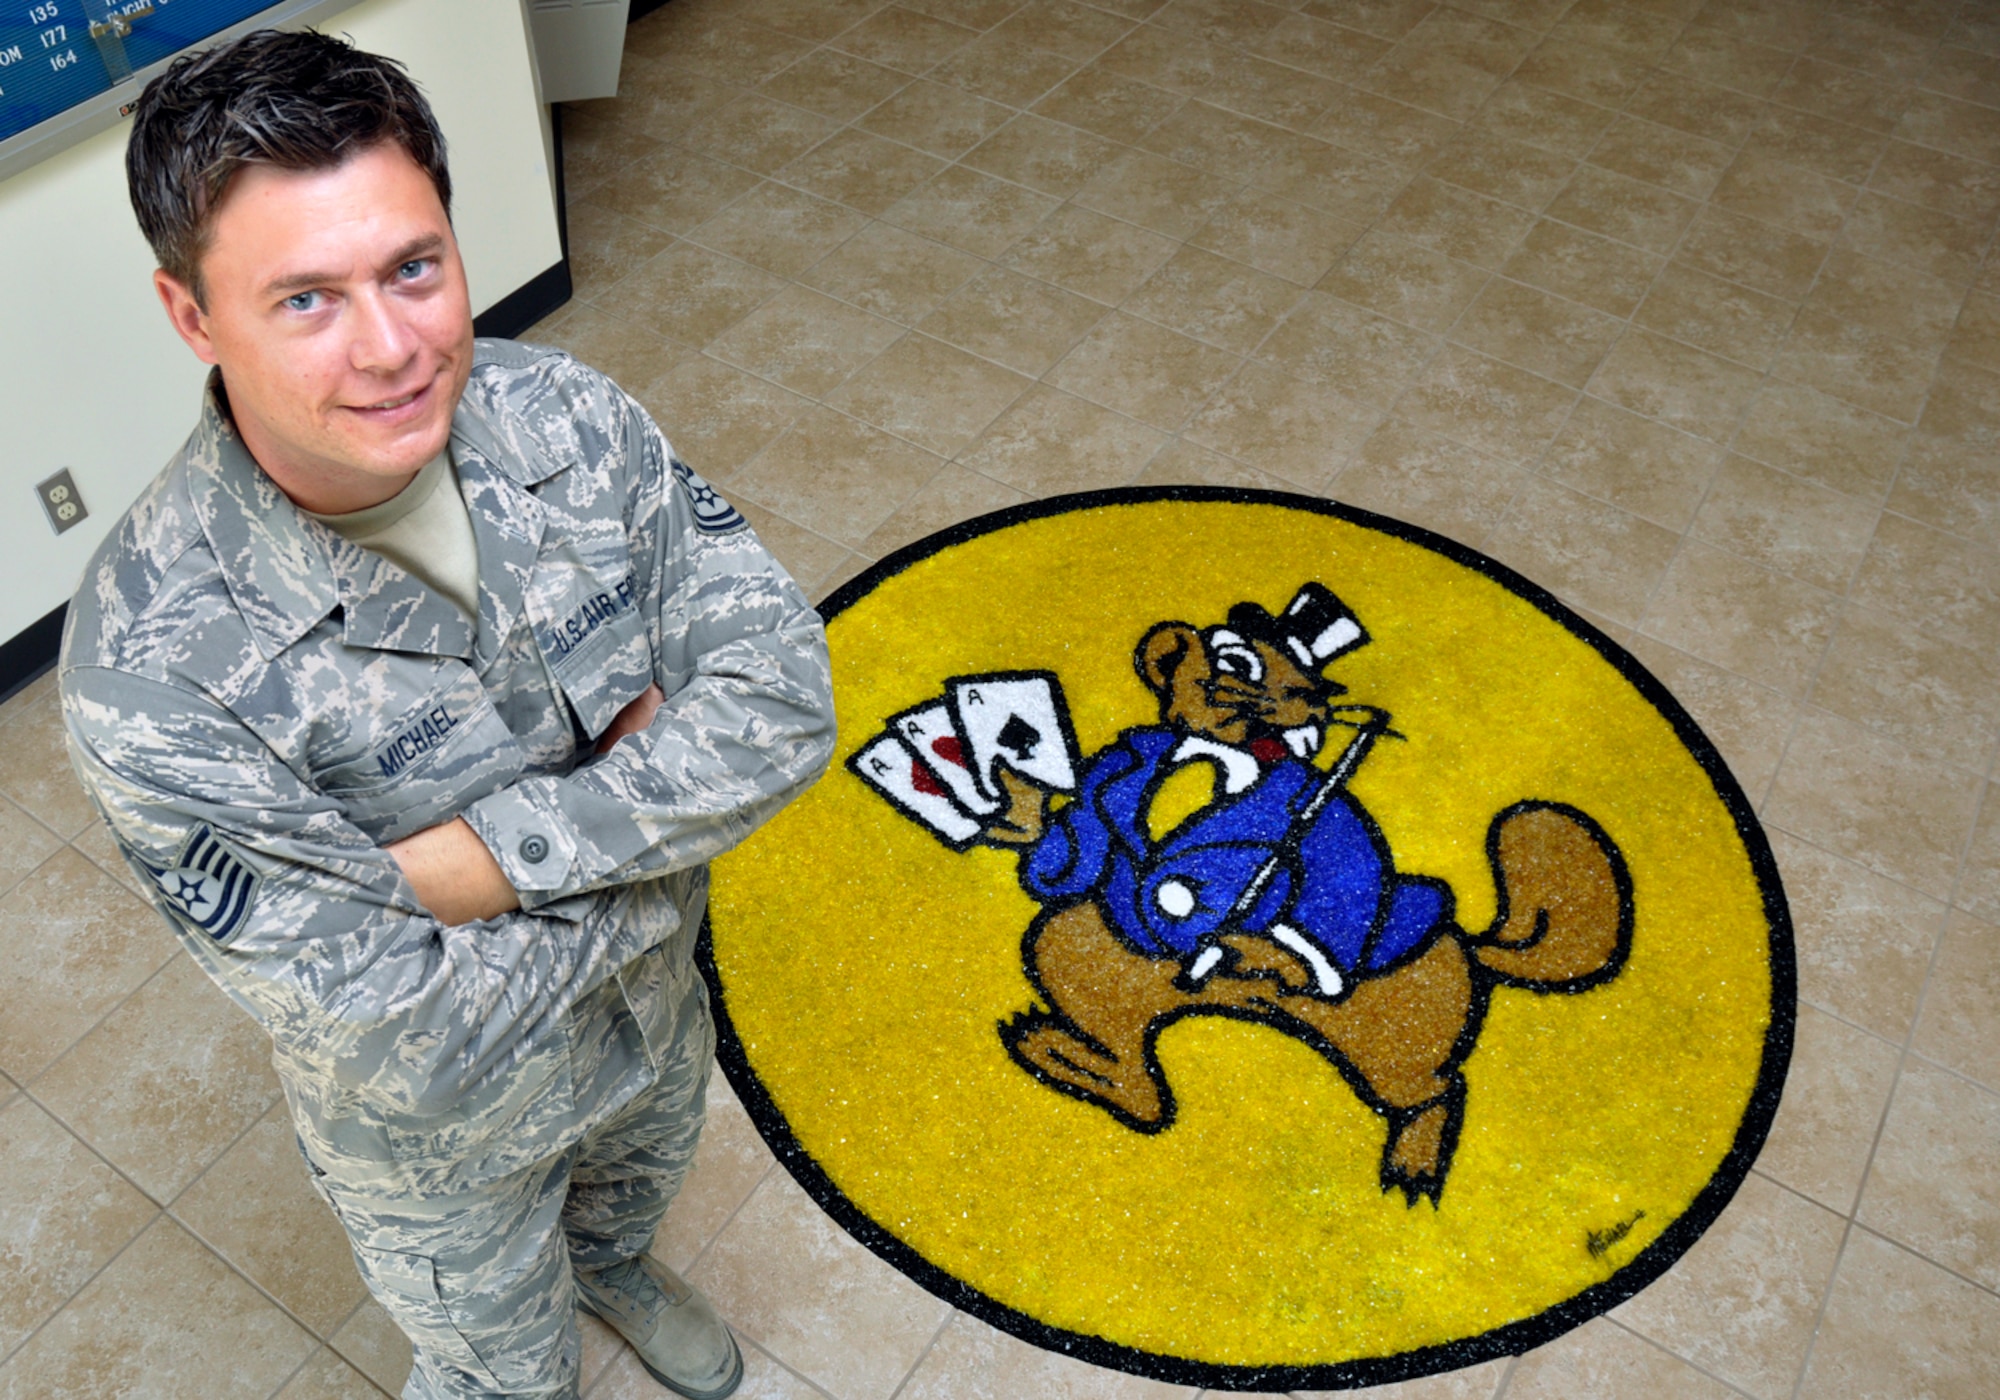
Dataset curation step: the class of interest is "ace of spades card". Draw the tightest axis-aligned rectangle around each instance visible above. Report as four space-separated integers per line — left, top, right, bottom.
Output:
946 672 1080 802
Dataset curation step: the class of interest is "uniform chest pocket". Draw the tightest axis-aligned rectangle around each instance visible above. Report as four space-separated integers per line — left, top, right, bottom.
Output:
530 569 654 741
315 674 527 844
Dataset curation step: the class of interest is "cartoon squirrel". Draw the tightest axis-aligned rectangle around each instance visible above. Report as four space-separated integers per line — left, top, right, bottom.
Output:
981 584 1632 1203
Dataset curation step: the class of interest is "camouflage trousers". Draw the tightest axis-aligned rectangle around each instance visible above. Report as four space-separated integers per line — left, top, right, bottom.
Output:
317 976 715 1399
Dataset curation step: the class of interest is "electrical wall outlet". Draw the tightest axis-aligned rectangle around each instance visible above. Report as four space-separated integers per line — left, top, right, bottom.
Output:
36 469 88 536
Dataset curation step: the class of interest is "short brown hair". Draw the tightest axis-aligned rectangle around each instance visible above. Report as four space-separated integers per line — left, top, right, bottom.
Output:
126 29 451 307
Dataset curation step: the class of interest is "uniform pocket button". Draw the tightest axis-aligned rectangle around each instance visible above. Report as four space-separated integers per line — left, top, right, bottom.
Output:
519 835 550 863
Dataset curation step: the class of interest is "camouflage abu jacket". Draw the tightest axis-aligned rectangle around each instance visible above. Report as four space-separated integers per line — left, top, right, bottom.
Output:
59 339 835 1198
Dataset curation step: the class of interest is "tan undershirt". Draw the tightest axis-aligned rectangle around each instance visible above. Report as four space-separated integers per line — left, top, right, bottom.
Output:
306 449 481 623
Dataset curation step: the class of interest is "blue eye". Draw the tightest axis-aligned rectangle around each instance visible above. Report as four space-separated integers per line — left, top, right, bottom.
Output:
398 259 431 280
284 290 321 312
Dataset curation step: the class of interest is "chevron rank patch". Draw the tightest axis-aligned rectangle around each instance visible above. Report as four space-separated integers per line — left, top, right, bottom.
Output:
670 457 747 535
138 825 261 943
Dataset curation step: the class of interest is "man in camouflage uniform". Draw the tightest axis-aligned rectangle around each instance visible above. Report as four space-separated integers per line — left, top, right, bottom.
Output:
59 30 833 1400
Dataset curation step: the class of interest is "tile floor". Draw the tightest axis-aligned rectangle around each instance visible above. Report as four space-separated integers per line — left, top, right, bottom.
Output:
3 0 1999 1394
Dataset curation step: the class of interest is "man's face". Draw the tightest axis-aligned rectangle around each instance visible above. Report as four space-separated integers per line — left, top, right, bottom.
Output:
154 142 474 515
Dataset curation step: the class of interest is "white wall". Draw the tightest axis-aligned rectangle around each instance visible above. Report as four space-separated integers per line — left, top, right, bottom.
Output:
0 0 562 645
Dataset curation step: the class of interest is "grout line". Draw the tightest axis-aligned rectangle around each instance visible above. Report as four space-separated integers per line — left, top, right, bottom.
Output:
884 1307 956 1400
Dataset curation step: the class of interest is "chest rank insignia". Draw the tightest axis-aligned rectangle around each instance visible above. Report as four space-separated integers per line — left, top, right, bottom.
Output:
670 457 747 535
136 825 261 944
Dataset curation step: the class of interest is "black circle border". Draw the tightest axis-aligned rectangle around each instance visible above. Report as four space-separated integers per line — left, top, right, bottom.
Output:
697 484 1796 1392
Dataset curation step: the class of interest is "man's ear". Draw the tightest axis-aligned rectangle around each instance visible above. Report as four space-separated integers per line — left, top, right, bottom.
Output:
1136 622 1204 697
154 269 221 365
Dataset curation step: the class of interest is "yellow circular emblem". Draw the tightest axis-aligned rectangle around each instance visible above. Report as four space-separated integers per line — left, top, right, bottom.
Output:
704 489 1791 1389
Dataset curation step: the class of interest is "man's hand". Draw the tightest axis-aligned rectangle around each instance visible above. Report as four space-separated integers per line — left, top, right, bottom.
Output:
386 817 521 925
596 684 664 754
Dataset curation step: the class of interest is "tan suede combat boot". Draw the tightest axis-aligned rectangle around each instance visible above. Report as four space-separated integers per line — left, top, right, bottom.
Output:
575 1255 744 1399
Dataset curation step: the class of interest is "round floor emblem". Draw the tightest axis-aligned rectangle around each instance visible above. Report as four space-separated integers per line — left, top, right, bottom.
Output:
703 488 1792 1390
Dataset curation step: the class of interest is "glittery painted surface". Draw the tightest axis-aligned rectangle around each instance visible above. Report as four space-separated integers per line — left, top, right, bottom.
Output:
705 490 1789 1389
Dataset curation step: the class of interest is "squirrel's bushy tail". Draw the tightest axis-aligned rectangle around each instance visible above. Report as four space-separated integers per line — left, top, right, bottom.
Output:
1468 802 1632 991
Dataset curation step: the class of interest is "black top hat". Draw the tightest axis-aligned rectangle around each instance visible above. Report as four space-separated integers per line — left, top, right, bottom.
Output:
1224 583 1368 672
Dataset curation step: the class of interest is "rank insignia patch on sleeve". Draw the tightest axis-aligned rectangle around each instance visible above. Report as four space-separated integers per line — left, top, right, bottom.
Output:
670 457 748 535
137 825 261 943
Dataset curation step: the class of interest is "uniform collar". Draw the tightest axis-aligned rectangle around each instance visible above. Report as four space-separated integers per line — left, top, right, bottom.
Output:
186 369 509 663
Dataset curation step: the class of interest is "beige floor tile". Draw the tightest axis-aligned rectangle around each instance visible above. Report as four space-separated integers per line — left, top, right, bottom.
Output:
1483 474 1682 623
273 1346 392 1400
1469 79 1619 158
1948 291 2000 375
777 128 947 216
1190 187 1369 285
649 18 816 88
538 304 697 392
1661 20 1796 99
733 501 857 598
566 204 678 305
1799 1226 2000 1399
1183 361 1384 487
706 285 903 396
558 110 670 204
831 5 982 74
1690 455 1880 593
927 29 1084 106
587 149 763 237
1314 236 1485 340
172 1102 365 1338
0 1096 156 1358
1731 380 1909 500
632 356 812 482
1914 352 2000 446
0 794 58 898
0 848 176 1083
0 695 96 838
992 0 1137 61
1293 1356 1507 1399
882 164 1064 257
1512 33 1653 107
1807 246 1967 356
1895 88 2000 166
1270 140 1415 226
1545 163 1701 255
573 1310 626 1396
1376 175 1537 267
1774 57 1913 136
1310 88 1463 167
1073 149 1245 239
1626 70 1774 146
918 266 1110 375
1806 14 1941 85
688 1172 952 1400
1676 205 1831 303
759 48 912 122
1032 65 1187 146
1857 1060 2000 1290
732 406 945 547
1851 511 2000 653
1962 785 2000 925
1635 261 1795 371
1541 395 1724 529
610 242 789 349
648 1076 775 1274
1333 416 1524 542
827 333 1033 456
1048 311 1244 428
750 0 890 44
0 1216 315 1400
1920 41 2000 105
1506 1316 1741 1400
1638 540 1840 698
799 221 984 324
1773 306 1942 424
813 550 880 605
1588 328 1764 443
1132 438 1293 491
68 818 147 898
1425 127 1578 211
1139 101 1323 192
1299 0 1439 46
901 1312 1193 1399
688 182 871 278
1810 601 2000 776
329 1297 412 1397
1585 113 1738 201
858 78 1015 158
34 955 281 1205
1500 218 1661 317
1868 141 2000 227
1249 10 1396 83
956 384 1170 493
1354 41 1506 122
965 113 1126 196
1450 277 1623 386
1259 290 1442 405
1622 634 1798 801
681 95 843 178
1755 1005 1903 1215
1841 191 1988 288
1767 830 1946 1044
1150 0 1294 51
1612 1174 1844 1400
858 464 1027 558
898 0 1024 28
1912 911 2000 1093
1764 708 1984 900
1124 245 1304 353
1003 204 1180 302
1739 106 1890 187
1547 0 1687 62
1398 343 1578 463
